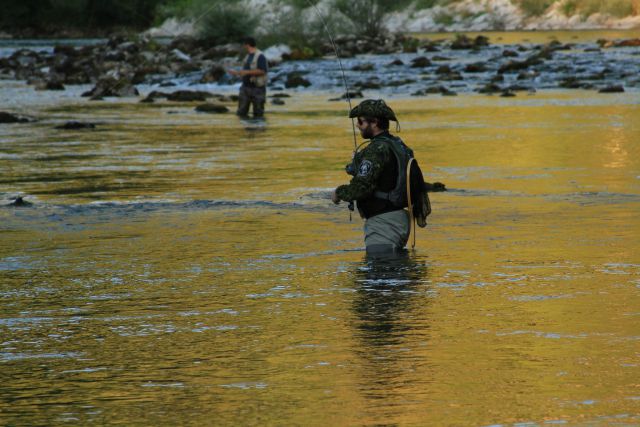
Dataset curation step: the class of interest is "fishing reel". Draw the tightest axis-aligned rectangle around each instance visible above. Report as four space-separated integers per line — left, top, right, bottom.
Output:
345 161 357 176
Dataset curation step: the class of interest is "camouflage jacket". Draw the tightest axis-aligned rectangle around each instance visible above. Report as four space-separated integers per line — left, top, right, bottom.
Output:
335 132 397 204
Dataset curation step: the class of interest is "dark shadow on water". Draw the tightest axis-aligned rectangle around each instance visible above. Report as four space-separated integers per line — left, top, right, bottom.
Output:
349 251 432 413
352 251 429 345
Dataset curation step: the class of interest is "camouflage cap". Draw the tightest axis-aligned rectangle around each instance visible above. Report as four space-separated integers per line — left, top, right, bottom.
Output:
348 99 398 122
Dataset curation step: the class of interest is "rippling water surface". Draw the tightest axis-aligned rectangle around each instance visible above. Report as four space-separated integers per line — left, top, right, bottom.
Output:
1 34 640 425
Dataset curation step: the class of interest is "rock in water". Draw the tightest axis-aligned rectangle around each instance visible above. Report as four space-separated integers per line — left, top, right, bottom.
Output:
55 121 96 129
285 72 311 88
0 112 31 123
598 85 624 93
8 197 32 207
410 56 431 68
195 103 229 113
167 90 212 102
82 77 139 98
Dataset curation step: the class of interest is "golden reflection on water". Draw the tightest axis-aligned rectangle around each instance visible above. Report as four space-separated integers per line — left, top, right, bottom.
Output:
1 87 639 426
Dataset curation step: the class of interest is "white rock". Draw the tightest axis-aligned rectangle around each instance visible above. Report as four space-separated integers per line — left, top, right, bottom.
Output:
171 49 191 62
263 44 291 64
145 18 195 38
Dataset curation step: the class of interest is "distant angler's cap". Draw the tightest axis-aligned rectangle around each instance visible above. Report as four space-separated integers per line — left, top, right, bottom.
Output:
348 99 398 122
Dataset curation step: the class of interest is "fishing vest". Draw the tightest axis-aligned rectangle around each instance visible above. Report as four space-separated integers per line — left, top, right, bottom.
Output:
348 134 400 219
372 135 432 227
373 135 413 208
244 49 267 87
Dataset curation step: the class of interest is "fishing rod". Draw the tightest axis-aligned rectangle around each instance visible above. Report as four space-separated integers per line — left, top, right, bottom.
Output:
305 0 358 151
305 0 363 217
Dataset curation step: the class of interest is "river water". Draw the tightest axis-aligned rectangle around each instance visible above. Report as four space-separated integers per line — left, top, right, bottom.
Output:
1 31 640 426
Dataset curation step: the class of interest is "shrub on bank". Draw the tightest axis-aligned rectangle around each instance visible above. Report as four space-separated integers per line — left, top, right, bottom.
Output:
196 1 259 44
514 0 639 17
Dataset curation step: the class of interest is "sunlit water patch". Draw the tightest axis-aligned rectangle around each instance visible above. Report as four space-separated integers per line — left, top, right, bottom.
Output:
1 42 640 425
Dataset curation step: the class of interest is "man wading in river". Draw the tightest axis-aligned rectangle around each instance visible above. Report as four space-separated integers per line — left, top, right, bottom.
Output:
228 37 268 118
332 99 441 254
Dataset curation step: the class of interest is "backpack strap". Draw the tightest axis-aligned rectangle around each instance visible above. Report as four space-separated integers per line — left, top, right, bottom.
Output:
406 157 416 249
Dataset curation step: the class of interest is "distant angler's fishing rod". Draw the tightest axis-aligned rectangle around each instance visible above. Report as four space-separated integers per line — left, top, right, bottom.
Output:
305 0 358 151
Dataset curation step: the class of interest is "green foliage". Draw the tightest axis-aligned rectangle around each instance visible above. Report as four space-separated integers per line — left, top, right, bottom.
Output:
559 0 578 16
414 0 439 8
414 0 457 8
515 0 555 16
193 0 258 43
603 0 635 17
1 0 167 32
1 0 52 30
433 11 455 25
402 37 420 52
557 0 634 17
155 0 192 22
259 2 324 53
592 0 634 17
333 0 413 38
279 0 322 8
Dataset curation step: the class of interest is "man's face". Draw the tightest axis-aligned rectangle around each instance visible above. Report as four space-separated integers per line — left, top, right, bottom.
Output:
356 117 375 139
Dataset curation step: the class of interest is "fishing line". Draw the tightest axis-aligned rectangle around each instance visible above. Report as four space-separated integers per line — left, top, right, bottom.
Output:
304 0 358 151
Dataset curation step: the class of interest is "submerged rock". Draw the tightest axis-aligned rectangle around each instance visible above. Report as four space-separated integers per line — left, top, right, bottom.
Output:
82 76 139 98
559 77 583 89
329 91 364 101
199 65 226 83
414 86 457 96
55 121 96 129
464 63 487 73
167 90 213 102
8 196 32 207
195 103 229 113
477 83 502 94
0 112 32 123
410 56 431 68
352 62 374 71
285 72 311 88
599 38 640 48
436 65 452 75
355 80 382 90
502 49 519 57
34 80 66 90
598 85 624 93
451 35 490 50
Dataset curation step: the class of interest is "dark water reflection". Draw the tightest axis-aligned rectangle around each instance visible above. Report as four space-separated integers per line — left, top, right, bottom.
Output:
353 252 428 345
350 253 433 418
